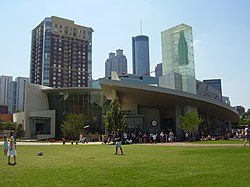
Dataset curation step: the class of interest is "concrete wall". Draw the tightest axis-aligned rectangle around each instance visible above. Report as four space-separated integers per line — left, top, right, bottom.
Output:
13 83 56 139
30 110 56 140
138 107 160 133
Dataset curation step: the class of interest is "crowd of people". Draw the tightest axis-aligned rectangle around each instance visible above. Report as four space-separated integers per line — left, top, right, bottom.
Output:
101 130 176 145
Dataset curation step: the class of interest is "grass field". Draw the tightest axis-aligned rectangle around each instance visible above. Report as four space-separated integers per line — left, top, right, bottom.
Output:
191 139 244 144
0 143 250 187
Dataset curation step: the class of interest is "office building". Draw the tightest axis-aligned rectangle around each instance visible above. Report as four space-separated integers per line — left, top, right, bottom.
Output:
0 105 8 114
132 35 150 76
7 81 16 113
105 49 127 77
8 77 29 113
236 106 245 116
30 16 93 88
155 63 162 77
203 79 222 95
161 24 196 94
0 75 13 105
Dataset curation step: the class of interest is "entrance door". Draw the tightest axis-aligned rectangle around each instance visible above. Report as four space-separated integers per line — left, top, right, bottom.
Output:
161 118 175 133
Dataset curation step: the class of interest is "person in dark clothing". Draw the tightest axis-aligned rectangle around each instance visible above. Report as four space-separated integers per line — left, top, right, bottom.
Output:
114 130 123 155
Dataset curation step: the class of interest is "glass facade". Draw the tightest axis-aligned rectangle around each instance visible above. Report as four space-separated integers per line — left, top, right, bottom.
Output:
132 35 150 76
203 79 222 96
161 24 196 94
30 117 51 138
47 89 109 138
88 29 93 86
7 81 17 113
42 18 52 86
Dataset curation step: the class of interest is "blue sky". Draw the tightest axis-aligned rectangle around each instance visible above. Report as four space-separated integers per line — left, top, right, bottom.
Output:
0 0 249 109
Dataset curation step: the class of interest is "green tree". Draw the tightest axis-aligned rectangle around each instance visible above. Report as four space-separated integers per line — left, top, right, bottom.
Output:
239 115 250 127
16 124 25 139
61 113 88 140
179 112 204 135
104 97 126 132
0 122 16 131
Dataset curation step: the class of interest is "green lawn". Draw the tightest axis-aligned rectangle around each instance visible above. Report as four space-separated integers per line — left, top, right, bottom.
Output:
0 144 250 187
190 139 244 144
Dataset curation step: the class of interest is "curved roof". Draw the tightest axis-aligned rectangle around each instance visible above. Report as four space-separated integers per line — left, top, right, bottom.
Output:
42 87 101 93
99 78 239 123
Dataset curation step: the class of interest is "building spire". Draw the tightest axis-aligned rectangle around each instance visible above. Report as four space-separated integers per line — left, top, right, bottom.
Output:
140 20 142 35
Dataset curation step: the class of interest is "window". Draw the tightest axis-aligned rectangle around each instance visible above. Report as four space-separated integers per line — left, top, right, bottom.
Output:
36 122 50 134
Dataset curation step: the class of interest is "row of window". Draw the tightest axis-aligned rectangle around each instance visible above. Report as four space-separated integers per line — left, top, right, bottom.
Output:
52 34 88 44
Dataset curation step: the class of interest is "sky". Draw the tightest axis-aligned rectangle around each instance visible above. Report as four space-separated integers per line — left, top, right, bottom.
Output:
0 0 249 109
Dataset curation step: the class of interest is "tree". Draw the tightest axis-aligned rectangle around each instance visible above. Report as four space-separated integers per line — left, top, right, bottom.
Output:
104 97 126 132
61 113 88 140
239 115 250 126
16 124 25 139
179 112 204 136
0 122 16 131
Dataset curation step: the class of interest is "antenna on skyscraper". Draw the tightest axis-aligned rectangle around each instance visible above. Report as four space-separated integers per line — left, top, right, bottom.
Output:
140 20 143 35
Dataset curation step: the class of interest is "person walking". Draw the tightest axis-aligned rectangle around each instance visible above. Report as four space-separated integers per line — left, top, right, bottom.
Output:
244 125 250 146
3 135 8 156
7 131 17 165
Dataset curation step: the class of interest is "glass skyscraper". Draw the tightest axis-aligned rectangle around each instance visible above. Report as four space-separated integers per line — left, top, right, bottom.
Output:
30 16 93 88
132 35 150 76
161 24 196 94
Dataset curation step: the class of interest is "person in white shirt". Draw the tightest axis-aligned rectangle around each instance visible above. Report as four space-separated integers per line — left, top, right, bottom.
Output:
244 125 250 146
8 131 17 165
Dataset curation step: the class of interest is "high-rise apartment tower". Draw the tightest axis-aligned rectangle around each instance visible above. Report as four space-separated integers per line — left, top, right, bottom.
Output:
30 16 93 88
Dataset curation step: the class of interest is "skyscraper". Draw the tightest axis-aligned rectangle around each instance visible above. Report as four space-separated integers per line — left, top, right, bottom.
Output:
132 35 150 76
161 24 196 94
30 16 93 88
105 49 127 78
0 75 13 105
155 63 162 77
8 77 30 113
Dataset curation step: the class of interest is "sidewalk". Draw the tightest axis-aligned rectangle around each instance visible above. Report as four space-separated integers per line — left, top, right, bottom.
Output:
0 141 246 146
0 141 102 146
143 142 245 146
